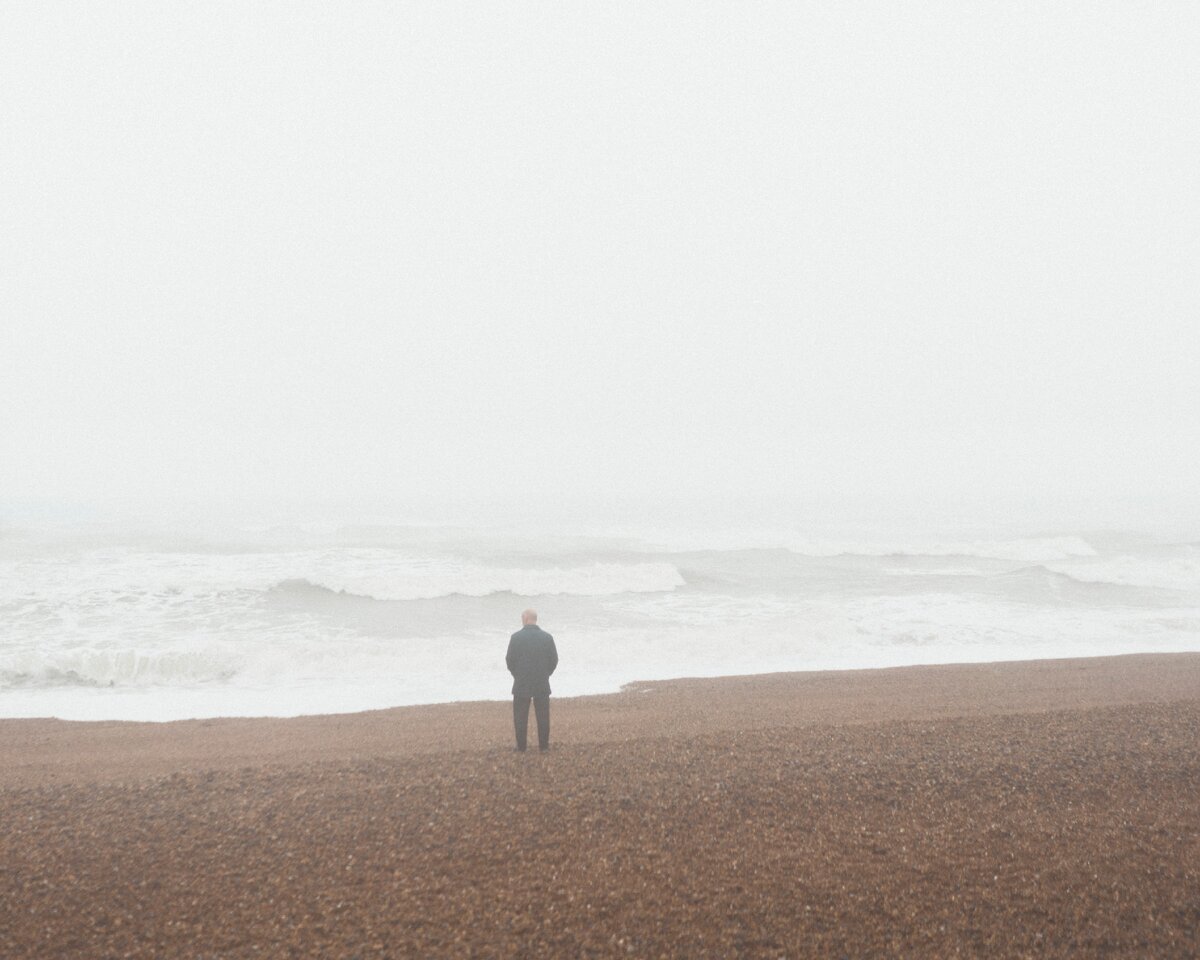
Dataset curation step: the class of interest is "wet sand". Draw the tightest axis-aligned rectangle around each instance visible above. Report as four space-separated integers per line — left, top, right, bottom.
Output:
2 654 1198 957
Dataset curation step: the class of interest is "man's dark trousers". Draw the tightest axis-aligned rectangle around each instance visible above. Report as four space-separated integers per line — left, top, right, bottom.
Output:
513 695 550 752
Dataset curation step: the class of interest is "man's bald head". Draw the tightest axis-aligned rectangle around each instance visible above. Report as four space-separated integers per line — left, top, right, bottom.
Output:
521 609 538 625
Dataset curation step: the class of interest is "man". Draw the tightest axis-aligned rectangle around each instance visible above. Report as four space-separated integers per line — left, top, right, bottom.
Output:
505 609 558 752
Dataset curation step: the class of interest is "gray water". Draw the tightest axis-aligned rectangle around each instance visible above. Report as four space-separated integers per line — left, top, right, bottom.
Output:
2 515 1197 721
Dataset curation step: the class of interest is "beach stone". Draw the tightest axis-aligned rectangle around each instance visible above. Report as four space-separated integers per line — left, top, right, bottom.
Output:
0 656 1198 957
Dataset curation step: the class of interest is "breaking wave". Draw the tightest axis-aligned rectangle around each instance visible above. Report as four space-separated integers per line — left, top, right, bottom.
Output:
1044 551 1200 592
268 562 686 601
0 647 240 689
2 524 1197 718
788 535 1098 563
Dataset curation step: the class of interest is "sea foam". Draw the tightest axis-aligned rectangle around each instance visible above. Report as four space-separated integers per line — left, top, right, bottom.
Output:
2 524 1196 721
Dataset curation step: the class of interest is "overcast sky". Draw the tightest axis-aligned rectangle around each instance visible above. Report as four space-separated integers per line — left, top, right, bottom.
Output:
3 2 1198 523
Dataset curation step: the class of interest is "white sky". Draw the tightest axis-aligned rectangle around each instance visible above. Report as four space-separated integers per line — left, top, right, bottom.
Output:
3 2 1198 522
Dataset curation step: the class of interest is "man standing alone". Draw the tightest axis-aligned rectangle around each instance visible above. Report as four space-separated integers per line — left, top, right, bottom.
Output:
506 609 558 752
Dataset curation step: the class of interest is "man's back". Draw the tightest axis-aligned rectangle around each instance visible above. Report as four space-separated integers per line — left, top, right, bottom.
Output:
506 624 558 698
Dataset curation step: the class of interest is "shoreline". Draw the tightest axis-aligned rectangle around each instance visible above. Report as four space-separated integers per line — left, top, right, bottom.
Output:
3 652 1199 788
17 643 1200 727
3 652 1198 957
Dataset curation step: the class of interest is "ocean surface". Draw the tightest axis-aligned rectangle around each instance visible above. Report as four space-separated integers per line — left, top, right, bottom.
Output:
2 516 1198 721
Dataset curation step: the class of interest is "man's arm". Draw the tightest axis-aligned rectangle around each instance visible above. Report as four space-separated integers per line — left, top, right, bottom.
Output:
506 636 517 675
547 635 558 676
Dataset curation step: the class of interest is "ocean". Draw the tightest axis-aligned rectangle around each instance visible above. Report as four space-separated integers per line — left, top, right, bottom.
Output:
2 513 1198 721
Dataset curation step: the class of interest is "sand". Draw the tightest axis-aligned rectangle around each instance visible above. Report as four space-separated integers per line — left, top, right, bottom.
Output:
1 653 1197 958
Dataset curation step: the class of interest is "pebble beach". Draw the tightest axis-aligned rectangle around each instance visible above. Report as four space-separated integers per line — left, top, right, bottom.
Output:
2 653 1198 958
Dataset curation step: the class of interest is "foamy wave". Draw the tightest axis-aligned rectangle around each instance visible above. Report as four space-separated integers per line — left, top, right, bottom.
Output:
280 562 686 601
1044 551 1200 592
4 527 1197 720
614 526 1099 562
787 535 1097 563
0 647 239 689
880 563 1166 601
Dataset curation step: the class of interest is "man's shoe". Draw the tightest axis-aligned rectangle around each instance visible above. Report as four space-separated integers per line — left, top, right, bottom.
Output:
539 745 550 753
514 746 526 752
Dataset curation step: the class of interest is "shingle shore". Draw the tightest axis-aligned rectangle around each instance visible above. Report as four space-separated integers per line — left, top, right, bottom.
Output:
2 654 1198 958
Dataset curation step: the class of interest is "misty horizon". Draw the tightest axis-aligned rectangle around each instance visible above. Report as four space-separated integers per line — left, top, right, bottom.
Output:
3 2 1198 521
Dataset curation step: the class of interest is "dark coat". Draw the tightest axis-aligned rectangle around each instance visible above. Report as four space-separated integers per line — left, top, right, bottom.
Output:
506 624 558 698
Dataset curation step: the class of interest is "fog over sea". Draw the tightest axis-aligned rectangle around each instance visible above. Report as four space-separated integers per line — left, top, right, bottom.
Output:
3 503 1198 722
